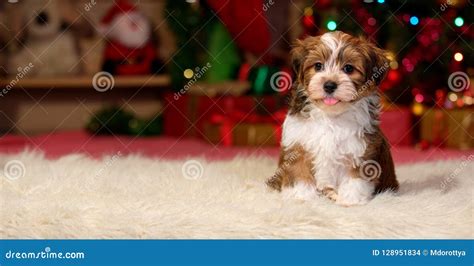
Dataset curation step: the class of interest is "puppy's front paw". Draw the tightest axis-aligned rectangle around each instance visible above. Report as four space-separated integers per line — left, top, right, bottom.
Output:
282 182 318 201
336 194 370 207
320 187 338 202
336 178 374 206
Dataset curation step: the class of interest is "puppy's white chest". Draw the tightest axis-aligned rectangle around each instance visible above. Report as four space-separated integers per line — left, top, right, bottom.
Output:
282 112 369 187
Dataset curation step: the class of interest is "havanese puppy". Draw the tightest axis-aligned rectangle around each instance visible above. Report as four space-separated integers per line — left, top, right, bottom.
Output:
267 31 398 206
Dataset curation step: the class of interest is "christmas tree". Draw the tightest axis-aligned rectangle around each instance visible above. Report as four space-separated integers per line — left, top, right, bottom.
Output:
300 0 473 107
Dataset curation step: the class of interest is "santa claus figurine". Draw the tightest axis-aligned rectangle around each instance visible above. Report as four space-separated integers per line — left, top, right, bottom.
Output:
100 0 163 76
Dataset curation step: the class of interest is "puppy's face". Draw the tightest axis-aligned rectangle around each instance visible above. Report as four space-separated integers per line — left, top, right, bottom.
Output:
291 31 389 115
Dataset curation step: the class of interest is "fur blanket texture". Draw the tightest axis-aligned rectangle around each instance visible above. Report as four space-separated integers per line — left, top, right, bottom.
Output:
1 152 472 239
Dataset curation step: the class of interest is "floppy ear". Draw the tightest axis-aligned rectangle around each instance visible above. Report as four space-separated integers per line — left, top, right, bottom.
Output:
290 39 307 82
371 45 389 85
291 40 308 72
365 41 390 85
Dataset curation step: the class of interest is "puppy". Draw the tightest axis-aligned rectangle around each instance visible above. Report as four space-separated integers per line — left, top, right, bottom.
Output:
267 31 398 206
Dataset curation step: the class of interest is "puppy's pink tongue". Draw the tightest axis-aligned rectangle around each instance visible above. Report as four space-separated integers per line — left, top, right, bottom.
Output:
323 97 340 106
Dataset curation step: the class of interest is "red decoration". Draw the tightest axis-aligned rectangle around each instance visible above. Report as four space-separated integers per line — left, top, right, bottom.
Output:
206 0 271 56
163 93 282 138
303 14 315 29
435 89 446 107
103 42 158 75
100 0 137 24
100 0 161 75
237 63 251 81
417 140 431 150
380 69 401 91
301 7 320 37
315 0 332 9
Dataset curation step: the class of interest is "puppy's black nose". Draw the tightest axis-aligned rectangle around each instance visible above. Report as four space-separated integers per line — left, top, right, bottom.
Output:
36 12 49 25
323 81 337 94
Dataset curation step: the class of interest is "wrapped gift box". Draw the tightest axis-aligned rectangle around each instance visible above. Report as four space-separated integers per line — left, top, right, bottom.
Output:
163 92 283 140
205 123 280 146
421 108 474 149
203 110 285 146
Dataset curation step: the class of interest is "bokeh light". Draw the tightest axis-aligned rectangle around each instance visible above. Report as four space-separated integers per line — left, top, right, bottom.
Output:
454 52 463 62
409 16 419 25
368 17 377 26
454 17 464 27
183 69 194 79
327 21 337 31
448 93 458 102
415 94 424 103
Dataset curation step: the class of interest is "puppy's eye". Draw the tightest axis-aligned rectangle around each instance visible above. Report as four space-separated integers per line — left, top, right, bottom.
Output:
342 64 354 74
314 62 323 71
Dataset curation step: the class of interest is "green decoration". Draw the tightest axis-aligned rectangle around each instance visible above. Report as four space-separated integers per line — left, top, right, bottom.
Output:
165 1 214 89
248 66 282 95
86 106 162 136
204 22 241 83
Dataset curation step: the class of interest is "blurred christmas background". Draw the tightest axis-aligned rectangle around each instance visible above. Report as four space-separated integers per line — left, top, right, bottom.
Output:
0 0 472 161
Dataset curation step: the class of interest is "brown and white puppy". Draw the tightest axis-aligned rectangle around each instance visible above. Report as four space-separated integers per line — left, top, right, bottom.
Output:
267 31 398 206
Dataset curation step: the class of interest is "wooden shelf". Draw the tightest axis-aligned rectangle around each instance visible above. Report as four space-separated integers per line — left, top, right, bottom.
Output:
188 81 250 97
0 75 171 90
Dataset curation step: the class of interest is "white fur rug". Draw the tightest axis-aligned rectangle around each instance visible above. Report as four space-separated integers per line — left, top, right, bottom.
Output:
1 152 472 239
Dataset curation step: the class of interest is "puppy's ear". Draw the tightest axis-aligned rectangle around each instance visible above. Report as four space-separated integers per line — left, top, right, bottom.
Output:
290 39 307 74
367 42 390 85
290 39 308 85
361 38 389 85
370 45 390 85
